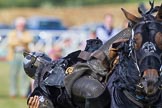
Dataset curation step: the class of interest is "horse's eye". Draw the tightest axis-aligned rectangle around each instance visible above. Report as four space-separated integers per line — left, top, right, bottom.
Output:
155 32 162 50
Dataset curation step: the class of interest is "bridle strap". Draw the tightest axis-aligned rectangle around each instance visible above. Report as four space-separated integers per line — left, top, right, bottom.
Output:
133 20 161 30
138 52 161 66
129 29 141 75
123 90 144 108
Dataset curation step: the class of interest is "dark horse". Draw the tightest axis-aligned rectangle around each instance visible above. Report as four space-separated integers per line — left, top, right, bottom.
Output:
107 1 162 108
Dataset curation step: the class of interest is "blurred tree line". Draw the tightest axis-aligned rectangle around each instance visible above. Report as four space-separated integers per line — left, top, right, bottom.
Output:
0 0 160 8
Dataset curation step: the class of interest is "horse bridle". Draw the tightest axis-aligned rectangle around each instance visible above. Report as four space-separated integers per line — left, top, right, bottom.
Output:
129 20 162 77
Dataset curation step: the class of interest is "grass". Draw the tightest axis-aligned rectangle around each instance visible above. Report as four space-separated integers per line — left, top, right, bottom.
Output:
0 62 27 108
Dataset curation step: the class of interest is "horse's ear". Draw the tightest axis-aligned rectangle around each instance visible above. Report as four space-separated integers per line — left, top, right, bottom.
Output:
121 8 140 23
156 4 162 21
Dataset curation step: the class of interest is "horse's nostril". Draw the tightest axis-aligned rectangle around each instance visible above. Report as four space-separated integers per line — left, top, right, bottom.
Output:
142 77 147 81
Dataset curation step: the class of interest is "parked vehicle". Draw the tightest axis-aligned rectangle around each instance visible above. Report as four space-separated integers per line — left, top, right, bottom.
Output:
26 16 67 30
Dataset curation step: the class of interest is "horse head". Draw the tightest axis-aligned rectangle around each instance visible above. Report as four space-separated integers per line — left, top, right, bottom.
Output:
122 1 162 97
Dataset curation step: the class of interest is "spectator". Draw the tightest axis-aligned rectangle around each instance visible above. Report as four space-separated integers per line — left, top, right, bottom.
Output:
7 17 33 98
89 30 97 39
78 30 97 50
96 13 119 43
62 38 76 56
48 44 62 60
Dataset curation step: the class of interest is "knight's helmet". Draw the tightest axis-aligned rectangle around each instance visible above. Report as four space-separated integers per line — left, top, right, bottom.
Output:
23 51 52 79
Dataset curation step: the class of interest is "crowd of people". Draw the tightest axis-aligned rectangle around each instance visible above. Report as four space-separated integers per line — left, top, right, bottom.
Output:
3 13 128 98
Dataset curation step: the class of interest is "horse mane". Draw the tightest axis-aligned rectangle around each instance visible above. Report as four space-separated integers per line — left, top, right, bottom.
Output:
112 48 140 91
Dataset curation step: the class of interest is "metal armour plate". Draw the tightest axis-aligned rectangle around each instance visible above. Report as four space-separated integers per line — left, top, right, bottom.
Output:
44 65 66 87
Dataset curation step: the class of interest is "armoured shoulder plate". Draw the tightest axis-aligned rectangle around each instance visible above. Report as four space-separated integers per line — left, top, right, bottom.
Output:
44 59 67 87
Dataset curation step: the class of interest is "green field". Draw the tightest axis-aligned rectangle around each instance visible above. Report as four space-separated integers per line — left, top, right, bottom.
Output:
0 62 27 108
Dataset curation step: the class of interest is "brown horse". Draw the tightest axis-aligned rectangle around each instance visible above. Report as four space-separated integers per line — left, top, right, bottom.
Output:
107 1 162 108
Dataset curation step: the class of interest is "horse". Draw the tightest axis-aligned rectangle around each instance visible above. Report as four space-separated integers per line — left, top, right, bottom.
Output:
107 1 162 108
